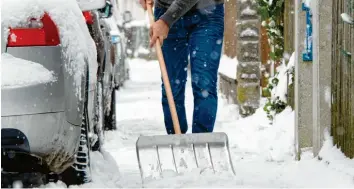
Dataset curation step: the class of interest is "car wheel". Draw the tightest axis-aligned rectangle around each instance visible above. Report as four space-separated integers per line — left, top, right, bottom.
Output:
91 81 104 152
60 103 92 186
60 70 92 186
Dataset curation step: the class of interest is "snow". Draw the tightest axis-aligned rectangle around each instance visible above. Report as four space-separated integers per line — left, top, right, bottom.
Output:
124 19 148 28
136 46 150 55
268 0 274 6
2 0 97 99
1 53 56 89
341 13 354 24
241 6 257 16
324 86 331 107
303 0 318 14
43 58 354 188
318 131 354 178
271 52 295 102
102 16 121 36
240 28 258 37
218 55 238 80
303 0 312 8
76 0 105 12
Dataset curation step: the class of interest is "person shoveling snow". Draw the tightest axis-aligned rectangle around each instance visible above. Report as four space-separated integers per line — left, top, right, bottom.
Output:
140 0 225 134
135 0 235 186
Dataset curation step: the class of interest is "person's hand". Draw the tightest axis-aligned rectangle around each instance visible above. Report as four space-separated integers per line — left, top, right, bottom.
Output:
139 0 154 10
149 19 169 48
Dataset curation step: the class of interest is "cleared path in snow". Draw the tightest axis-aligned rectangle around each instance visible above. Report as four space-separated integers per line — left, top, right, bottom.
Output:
82 58 354 188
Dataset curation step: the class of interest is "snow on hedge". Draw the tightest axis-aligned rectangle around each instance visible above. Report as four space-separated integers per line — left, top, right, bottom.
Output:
1 53 57 88
271 52 295 102
2 0 97 98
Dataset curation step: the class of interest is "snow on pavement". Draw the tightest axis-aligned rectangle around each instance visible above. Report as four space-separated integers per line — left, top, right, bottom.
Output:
53 58 353 188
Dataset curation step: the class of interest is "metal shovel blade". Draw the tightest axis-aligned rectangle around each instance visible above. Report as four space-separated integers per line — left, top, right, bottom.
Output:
136 132 235 184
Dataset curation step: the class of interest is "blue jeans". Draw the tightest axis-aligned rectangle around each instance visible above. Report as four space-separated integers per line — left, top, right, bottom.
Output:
154 4 224 134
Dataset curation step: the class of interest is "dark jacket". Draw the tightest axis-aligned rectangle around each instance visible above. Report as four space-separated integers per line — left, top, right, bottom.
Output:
155 0 224 27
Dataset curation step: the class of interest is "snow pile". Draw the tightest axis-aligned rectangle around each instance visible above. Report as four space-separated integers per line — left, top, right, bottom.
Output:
79 151 122 188
2 0 97 98
42 151 122 188
318 131 354 178
1 53 57 88
217 101 295 162
218 55 238 79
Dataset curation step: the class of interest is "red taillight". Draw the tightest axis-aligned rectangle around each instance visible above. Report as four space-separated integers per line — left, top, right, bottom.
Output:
83 11 93 25
7 13 60 47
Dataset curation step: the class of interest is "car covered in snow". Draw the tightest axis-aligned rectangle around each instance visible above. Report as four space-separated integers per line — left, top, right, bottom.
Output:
1 0 106 187
84 1 129 132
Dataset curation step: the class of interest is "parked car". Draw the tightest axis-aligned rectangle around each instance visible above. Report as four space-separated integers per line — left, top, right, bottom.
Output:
86 1 129 132
101 16 129 88
1 0 106 187
84 9 116 134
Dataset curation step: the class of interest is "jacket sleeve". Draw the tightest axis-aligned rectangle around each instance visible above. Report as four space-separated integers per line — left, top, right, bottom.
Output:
159 0 200 27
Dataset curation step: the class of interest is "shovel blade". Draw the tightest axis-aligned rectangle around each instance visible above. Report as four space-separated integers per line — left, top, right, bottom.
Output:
136 132 235 184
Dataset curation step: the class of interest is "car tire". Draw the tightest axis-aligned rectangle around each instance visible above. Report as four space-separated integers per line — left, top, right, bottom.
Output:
91 81 104 152
104 89 117 131
60 71 92 186
60 106 92 186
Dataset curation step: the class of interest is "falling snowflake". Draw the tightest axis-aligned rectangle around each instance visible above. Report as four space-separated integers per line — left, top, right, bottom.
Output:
210 51 219 60
201 90 209 98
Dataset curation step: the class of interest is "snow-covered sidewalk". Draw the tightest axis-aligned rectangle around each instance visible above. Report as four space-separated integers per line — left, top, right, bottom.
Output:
50 58 354 188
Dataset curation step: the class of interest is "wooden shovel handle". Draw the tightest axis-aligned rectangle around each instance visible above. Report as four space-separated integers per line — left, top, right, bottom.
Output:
146 4 181 134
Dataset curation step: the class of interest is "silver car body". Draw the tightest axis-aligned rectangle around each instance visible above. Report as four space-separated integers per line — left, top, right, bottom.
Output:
1 14 98 173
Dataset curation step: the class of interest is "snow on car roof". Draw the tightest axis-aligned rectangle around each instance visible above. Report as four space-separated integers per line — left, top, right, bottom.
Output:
2 0 97 98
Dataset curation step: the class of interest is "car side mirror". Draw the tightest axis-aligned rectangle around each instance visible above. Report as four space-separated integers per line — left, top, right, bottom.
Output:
98 0 113 18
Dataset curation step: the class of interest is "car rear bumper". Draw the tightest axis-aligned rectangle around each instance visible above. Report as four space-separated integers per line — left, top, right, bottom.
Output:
1 112 81 173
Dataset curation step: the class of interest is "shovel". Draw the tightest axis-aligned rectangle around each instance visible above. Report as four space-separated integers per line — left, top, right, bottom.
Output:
136 4 235 185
